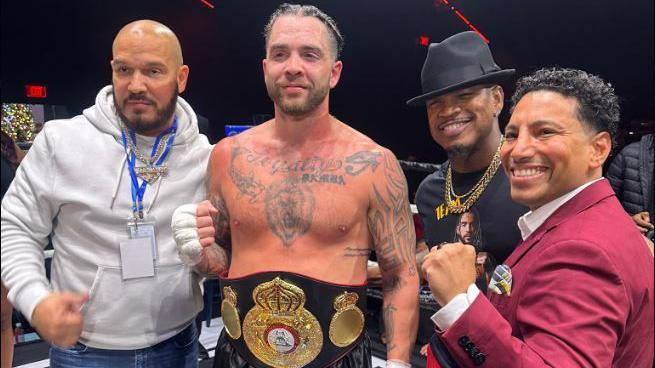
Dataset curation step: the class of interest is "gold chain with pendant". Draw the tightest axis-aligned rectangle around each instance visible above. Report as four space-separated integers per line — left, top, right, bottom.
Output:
119 122 170 166
118 121 172 183
444 136 504 214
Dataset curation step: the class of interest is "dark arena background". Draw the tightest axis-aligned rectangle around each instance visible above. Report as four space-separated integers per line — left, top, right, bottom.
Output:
1 0 653 367
2 0 653 161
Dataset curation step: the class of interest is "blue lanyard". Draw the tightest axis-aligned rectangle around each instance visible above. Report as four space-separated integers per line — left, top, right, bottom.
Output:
120 118 178 219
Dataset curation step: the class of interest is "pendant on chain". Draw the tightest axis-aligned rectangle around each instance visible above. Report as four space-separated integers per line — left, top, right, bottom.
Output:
135 165 168 183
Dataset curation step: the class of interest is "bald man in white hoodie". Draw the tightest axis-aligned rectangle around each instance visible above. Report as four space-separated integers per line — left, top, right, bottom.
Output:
1 20 212 367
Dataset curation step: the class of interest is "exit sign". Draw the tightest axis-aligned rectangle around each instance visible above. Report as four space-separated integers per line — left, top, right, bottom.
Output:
25 84 47 98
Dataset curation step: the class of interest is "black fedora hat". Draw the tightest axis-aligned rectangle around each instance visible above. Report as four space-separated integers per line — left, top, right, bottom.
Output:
406 31 515 106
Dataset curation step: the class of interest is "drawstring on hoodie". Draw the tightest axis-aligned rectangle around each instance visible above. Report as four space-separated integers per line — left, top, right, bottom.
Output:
145 176 163 216
110 154 127 210
110 152 164 215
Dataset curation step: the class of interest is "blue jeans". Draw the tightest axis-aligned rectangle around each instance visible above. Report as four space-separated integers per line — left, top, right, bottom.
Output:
49 323 198 368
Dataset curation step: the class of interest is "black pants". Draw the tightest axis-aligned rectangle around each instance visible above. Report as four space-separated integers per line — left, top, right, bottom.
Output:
212 329 372 368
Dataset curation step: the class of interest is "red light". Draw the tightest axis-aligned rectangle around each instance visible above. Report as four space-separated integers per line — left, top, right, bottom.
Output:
198 0 214 9
419 35 430 46
436 0 490 43
25 84 47 99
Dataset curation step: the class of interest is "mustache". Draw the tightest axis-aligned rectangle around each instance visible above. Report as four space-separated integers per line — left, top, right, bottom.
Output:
277 80 311 89
124 94 155 104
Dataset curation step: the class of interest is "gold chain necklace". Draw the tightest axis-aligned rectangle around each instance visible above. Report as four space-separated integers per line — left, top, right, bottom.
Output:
444 136 504 214
119 122 169 165
118 121 171 183
450 175 480 199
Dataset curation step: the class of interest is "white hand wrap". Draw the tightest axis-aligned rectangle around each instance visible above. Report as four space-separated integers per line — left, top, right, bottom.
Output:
171 203 203 266
386 359 411 368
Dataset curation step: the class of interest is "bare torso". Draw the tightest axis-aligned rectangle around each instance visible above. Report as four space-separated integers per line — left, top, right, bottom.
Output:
208 118 386 284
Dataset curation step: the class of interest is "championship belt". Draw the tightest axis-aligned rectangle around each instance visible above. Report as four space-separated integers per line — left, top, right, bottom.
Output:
219 271 367 368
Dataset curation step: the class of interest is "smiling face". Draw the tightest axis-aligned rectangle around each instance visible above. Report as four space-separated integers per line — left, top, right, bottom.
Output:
501 90 611 210
426 85 503 158
111 21 188 136
262 15 342 118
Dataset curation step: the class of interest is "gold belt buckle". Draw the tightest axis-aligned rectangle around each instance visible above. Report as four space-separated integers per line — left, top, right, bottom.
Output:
243 277 323 368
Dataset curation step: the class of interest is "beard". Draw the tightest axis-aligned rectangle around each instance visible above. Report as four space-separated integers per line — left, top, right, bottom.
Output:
266 79 329 117
113 86 178 135
446 144 474 159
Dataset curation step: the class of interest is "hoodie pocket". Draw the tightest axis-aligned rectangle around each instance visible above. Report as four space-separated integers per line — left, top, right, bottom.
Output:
80 263 201 348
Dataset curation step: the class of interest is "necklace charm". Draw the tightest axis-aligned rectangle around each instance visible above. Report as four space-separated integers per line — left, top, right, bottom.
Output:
135 165 168 183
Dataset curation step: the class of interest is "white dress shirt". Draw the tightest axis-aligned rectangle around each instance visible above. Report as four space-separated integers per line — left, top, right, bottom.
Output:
430 177 604 331
517 178 603 241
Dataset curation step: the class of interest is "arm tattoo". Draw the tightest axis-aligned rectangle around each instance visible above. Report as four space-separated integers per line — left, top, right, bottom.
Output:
368 151 417 292
264 178 314 247
383 304 397 351
209 194 231 248
194 243 230 278
382 275 402 292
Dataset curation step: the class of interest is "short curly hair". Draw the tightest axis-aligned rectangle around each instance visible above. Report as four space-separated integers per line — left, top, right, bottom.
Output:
511 67 620 145
263 3 344 60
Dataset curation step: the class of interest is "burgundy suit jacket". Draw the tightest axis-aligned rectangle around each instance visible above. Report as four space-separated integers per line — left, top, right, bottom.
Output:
438 179 654 367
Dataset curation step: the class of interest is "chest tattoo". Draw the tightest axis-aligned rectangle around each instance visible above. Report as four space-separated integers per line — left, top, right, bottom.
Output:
264 179 315 246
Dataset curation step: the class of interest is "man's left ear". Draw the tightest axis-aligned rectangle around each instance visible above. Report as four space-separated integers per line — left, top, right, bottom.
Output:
589 131 612 169
329 60 343 89
177 65 190 93
492 85 504 112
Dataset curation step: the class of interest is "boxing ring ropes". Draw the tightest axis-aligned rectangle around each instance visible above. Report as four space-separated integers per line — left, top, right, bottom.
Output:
399 160 440 174
399 159 441 215
40 160 439 261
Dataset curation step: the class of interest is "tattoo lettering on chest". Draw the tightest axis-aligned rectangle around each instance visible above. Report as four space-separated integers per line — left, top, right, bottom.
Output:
301 173 345 185
269 157 342 175
265 179 315 247
244 149 344 175
230 147 383 194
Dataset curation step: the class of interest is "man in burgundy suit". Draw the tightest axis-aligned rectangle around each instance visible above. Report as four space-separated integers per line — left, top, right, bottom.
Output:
422 67 654 367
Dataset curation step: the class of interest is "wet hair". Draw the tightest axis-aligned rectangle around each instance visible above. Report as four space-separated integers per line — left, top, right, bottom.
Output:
511 67 620 147
263 3 344 60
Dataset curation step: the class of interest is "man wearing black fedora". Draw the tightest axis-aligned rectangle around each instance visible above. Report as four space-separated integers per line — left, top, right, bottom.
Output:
407 31 527 366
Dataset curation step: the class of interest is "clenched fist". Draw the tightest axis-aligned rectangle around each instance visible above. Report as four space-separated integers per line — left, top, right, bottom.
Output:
196 200 218 247
421 242 477 306
31 292 88 348
171 200 218 265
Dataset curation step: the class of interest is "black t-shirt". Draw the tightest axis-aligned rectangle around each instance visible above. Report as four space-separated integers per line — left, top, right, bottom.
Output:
415 162 527 266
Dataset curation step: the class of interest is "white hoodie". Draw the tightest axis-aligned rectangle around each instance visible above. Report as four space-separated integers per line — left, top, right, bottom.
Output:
1 86 212 349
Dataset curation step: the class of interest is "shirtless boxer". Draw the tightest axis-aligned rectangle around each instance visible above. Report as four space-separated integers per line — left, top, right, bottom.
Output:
173 4 419 368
